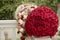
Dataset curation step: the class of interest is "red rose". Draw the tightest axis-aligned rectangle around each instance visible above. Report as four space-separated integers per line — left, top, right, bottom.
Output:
17 30 20 34
21 36 25 40
24 6 58 38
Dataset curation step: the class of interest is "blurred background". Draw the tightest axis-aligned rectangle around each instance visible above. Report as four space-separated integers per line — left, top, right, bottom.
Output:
0 0 59 20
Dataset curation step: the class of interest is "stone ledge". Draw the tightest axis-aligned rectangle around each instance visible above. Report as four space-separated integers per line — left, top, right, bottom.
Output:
0 20 17 28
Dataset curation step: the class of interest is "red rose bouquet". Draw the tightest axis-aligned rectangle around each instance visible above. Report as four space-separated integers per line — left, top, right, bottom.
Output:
15 5 59 40
24 6 59 38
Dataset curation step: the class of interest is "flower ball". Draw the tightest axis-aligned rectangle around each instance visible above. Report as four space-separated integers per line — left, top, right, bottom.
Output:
24 6 59 38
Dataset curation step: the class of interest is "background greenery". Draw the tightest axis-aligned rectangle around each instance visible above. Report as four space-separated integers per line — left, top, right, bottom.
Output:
0 0 59 20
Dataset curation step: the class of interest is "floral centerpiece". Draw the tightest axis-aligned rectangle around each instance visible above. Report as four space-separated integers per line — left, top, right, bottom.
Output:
15 3 58 40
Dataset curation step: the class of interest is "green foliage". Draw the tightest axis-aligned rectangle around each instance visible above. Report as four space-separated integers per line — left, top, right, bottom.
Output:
0 0 58 20
36 0 58 12
58 30 60 36
58 0 60 3
0 0 22 20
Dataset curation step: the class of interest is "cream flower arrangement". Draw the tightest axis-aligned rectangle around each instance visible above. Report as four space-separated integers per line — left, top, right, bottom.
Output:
15 3 37 40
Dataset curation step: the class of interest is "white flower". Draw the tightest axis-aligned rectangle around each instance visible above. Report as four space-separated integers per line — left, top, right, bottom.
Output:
23 15 27 20
18 19 24 24
18 12 22 17
17 33 22 38
20 28 24 33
